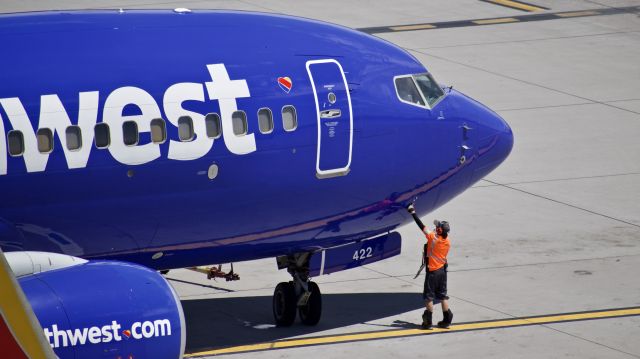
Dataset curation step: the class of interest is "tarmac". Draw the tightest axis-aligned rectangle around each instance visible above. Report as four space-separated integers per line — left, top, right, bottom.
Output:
2 1 640 358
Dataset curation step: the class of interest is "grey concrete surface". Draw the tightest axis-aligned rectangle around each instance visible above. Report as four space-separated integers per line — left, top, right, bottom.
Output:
0 0 540 26
2 1 640 358
232 318 640 359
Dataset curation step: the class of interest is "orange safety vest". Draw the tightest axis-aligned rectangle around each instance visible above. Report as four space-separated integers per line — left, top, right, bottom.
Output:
424 231 450 272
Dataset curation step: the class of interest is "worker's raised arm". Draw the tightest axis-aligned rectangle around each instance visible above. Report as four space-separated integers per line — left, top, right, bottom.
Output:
407 204 429 234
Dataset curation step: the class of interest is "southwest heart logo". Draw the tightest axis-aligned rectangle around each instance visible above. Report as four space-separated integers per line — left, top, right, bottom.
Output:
278 77 292 93
122 329 131 339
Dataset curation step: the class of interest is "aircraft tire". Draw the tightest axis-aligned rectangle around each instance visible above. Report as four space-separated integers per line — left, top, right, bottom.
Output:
299 281 322 326
273 281 296 326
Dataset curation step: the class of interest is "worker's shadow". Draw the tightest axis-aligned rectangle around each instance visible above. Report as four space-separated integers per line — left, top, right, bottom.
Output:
182 292 423 353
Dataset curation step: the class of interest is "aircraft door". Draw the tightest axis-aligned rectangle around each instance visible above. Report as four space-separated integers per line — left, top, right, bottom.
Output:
306 59 353 179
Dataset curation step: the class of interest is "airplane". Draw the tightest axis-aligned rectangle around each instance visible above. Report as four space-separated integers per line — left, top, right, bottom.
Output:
0 8 513 359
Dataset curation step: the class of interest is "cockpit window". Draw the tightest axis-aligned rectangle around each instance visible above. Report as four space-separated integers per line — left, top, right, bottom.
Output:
394 73 446 109
394 76 425 106
414 73 445 107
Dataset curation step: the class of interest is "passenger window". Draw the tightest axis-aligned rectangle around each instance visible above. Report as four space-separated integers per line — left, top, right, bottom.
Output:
394 77 425 106
257 108 274 134
94 123 110 149
7 130 24 157
414 73 445 107
150 118 167 144
37 128 54 154
232 111 247 136
66 126 82 151
123 121 139 146
282 106 297 131
205 113 221 139
178 116 194 141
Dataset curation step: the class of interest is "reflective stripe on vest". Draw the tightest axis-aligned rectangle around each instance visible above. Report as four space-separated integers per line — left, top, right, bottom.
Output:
427 237 447 267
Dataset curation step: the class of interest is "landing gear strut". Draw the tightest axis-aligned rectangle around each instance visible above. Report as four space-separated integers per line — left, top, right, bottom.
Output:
273 253 322 326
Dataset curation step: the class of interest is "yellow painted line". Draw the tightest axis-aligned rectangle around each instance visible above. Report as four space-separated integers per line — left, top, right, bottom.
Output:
473 17 520 25
185 307 640 357
0 249 57 359
486 0 546 12
390 24 436 31
556 10 600 18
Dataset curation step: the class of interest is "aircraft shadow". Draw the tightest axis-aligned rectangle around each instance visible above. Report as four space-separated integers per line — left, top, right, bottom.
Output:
182 292 423 353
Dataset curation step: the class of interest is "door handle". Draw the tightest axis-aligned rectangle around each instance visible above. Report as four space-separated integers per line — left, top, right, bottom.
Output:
320 109 341 118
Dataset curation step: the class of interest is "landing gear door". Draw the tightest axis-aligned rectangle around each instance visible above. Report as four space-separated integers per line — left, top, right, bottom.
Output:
306 59 353 179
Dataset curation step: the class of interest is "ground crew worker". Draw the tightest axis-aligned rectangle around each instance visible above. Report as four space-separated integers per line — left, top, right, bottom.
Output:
407 204 453 329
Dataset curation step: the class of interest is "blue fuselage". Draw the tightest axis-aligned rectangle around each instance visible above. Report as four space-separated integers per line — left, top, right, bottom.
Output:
0 10 513 269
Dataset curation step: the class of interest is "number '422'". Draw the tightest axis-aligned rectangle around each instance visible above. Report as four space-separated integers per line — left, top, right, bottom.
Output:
353 247 373 261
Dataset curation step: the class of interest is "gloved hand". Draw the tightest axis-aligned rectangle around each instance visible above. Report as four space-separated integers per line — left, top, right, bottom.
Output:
433 219 440 227
407 204 416 214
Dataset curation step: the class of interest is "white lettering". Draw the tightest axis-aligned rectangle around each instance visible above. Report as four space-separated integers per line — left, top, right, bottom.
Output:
0 98 48 172
111 320 121 341
51 324 68 348
154 319 171 336
88 326 101 344
37 92 99 169
44 319 172 348
142 321 154 338
103 87 161 165
101 324 113 343
205 64 256 155
67 327 89 346
131 321 142 339
0 92 99 173
164 82 212 160
1 63 257 176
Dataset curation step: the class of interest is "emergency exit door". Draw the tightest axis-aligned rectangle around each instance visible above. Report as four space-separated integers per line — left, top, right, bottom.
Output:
306 59 353 179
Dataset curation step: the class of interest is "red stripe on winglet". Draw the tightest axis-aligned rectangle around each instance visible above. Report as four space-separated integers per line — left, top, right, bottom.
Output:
0 315 29 359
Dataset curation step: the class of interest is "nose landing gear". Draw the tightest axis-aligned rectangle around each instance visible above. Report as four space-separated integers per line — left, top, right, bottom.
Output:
273 253 322 326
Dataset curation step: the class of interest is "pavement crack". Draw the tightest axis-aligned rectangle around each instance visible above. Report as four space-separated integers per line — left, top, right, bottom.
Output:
579 0 640 17
495 101 595 112
483 179 640 228
537 324 640 358
474 172 640 187
236 0 279 13
448 254 640 273
167 277 235 292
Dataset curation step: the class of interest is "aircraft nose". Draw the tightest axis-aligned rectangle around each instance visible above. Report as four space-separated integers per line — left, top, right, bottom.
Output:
472 110 513 178
491 112 513 163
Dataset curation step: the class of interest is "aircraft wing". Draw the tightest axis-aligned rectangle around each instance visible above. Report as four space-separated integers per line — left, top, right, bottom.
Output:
0 248 57 359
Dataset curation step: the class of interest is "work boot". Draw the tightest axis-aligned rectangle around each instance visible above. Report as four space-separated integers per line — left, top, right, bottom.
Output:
421 310 433 330
437 309 453 329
